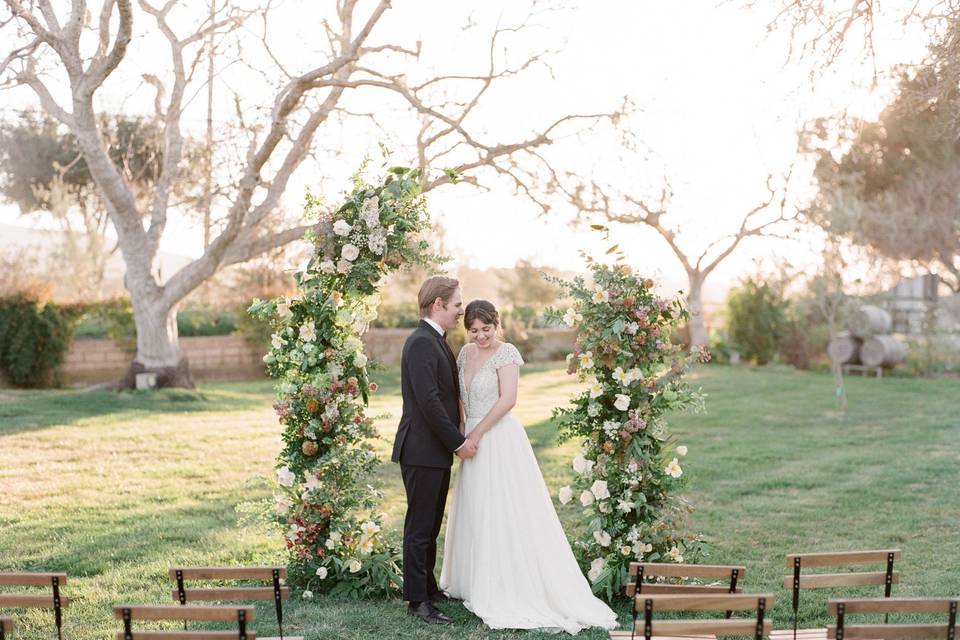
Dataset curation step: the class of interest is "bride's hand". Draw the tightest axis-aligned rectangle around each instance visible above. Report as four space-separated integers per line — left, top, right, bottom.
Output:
467 431 482 446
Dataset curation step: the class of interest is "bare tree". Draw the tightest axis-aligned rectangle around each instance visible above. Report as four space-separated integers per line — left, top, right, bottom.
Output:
561 173 794 349
1 0 622 388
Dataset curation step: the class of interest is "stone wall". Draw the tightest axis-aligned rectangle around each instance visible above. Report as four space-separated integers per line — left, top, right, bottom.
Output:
58 328 576 386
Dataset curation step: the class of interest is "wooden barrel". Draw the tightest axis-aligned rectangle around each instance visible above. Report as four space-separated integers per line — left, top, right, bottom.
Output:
849 305 892 338
827 332 861 364
860 335 907 367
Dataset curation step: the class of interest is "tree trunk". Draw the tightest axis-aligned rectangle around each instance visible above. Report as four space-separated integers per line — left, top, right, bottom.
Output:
118 295 194 390
686 273 709 350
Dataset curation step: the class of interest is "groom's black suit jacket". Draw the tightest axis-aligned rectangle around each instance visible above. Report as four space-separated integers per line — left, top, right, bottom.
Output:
391 320 466 468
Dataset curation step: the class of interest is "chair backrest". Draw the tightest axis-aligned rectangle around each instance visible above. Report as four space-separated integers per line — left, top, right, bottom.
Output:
627 562 746 597
0 572 69 640
0 616 13 640
113 604 256 640
784 549 901 633
826 597 958 640
631 593 774 640
169 568 287 638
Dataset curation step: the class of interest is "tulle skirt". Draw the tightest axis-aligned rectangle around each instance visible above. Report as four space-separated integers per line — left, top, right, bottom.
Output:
439 413 618 634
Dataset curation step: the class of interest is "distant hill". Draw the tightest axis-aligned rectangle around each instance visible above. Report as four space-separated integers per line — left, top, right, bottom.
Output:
0 222 193 300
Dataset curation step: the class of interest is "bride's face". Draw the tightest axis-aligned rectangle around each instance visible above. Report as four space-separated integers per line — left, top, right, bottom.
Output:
467 319 497 349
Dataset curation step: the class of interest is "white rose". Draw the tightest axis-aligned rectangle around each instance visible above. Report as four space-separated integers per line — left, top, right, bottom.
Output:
677 445 688 456
333 219 352 236
580 490 595 506
348 559 362 573
299 321 316 343
276 466 295 487
337 259 352 274
341 243 360 262
316 567 328 579
271 333 285 349
590 480 610 500
276 300 293 320
302 590 313 600
319 260 336 274
325 538 335 550
558 486 573 504
572 454 588 474
588 558 605 582
594 530 611 547
614 393 631 411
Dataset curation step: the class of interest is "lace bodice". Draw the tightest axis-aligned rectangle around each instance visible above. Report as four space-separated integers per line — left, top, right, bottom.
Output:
457 342 524 420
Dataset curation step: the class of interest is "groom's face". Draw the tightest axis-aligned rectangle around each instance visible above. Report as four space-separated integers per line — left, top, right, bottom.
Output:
432 287 464 331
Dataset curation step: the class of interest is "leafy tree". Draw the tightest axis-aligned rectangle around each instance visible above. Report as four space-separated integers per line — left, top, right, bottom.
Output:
806 65 960 292
725 275 790 365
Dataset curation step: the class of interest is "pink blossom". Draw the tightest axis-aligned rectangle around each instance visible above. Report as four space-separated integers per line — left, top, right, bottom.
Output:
273 400 291 418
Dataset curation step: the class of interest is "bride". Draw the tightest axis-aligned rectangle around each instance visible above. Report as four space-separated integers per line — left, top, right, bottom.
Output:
439 299 618 634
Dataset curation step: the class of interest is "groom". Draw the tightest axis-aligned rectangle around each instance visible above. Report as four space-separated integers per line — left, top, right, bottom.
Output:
391 275 478 625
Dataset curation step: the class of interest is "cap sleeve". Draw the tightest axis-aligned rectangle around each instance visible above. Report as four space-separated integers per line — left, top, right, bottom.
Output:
494 343 524 369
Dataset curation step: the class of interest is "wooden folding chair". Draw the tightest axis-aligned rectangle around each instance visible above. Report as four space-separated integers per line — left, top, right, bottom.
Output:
0 616 13 640
624 562 748 629
610 593 774 640
0 572 69 640
113 604 255 640
774 549 902 640
827 597 958 640
169 567 301 640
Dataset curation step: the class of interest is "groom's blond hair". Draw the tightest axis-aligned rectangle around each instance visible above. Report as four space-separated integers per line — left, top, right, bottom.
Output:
418 275 460 318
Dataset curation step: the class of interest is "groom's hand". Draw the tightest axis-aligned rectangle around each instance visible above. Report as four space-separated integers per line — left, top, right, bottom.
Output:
456 439 478 459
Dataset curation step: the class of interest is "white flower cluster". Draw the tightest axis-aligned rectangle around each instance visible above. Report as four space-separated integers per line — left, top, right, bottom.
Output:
326 196 393 276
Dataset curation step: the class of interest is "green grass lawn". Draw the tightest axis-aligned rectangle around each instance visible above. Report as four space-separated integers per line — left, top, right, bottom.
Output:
2 364 959 640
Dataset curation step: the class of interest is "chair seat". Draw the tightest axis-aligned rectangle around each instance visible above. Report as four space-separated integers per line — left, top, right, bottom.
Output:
770 628 829 640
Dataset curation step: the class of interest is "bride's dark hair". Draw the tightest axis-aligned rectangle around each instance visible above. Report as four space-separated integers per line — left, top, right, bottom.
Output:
464 299 499 328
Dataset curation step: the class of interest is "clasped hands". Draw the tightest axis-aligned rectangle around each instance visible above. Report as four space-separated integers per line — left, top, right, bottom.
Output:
456 429 481 459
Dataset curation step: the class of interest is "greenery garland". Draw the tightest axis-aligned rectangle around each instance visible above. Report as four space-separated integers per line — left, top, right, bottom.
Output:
544 258 710 601
250 166 437 598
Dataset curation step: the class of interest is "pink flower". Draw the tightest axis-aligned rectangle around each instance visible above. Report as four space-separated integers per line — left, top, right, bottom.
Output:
273 400 291 418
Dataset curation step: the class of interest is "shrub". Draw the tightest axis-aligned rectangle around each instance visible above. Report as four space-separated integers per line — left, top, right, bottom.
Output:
369 302 419 328
725 276 790 365
176 308 238 336
0 293 84 387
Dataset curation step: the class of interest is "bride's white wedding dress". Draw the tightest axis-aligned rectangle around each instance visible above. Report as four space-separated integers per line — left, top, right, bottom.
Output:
439 342 618 634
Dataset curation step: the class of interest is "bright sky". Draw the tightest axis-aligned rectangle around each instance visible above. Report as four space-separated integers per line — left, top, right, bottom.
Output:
0 1 931 304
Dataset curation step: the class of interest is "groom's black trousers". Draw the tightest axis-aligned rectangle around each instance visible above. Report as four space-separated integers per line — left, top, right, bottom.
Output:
400 464 451 603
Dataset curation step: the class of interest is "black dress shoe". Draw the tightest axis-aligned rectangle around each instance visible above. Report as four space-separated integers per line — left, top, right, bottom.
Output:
429 591 452 603
407 601 453 625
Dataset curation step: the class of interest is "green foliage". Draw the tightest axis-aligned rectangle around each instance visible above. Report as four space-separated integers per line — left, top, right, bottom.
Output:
249 166 437 597
368 302 419 328
0 293 84 387
543 261 708 602
176 308 238 336
78 297 136 352
725 277 790 365
0 110 205 214
806 64 960 291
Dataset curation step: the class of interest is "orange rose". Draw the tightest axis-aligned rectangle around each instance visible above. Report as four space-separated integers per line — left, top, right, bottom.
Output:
302 441 319 456
369 382 379 392
306 399 320 414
